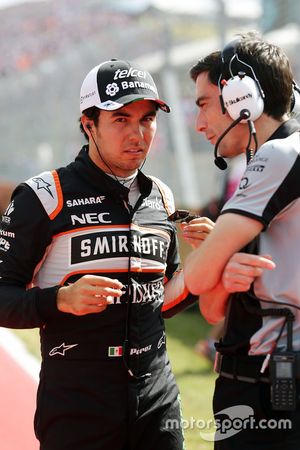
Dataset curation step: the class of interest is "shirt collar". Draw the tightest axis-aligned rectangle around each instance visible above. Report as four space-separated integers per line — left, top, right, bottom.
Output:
267 118 300 141
71 145 152 201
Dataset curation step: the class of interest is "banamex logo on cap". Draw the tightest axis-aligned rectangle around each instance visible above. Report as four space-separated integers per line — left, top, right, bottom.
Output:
106 83 120 97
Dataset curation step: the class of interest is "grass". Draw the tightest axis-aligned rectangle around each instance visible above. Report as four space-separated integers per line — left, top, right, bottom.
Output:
13 327 41 359
12 306 216 450
165 307 216 450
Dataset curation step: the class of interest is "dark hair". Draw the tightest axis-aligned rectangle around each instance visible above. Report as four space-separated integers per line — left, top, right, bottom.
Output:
190 31 294 119
79 107 101 141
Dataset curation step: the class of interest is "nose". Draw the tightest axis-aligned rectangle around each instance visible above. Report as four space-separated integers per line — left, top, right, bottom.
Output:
196 110 207 133
128 123 144 142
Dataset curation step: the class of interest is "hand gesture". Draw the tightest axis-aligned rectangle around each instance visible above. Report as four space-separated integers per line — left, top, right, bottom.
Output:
222 253 276 293
57 274 124 316
180 216 215 249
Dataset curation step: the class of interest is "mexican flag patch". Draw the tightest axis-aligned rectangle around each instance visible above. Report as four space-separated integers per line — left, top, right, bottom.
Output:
108 346 123 357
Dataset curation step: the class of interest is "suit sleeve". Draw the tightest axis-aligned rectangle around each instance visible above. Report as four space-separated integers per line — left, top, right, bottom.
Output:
0 185 61 329
162 225 197 318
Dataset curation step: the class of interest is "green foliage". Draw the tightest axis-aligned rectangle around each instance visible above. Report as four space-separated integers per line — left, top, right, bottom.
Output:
165 308 216 450
12 328 41 360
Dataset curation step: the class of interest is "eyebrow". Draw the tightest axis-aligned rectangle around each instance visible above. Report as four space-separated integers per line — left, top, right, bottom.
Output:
195 95 208 107
111 109 157 118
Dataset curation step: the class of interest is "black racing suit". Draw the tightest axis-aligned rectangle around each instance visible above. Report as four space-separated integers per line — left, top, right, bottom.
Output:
0 146 196 450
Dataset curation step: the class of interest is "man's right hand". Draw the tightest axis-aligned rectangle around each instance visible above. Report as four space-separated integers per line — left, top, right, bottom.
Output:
56 275 124 316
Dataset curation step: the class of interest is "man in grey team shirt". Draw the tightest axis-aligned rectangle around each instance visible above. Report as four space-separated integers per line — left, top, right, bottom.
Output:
183 31 300 449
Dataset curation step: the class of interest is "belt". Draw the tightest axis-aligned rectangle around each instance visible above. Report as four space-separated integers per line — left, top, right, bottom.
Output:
214 352 271 383
215 352 300 384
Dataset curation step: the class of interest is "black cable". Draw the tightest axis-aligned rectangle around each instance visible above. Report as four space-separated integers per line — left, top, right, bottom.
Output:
275 317 288 346
89 129 124 184
244 292 296 351
245 119 258 164
214 109 251 170
89 129 151 379
246 121 253 164
121 207 151 380
89 128 146 191
259 297 300 312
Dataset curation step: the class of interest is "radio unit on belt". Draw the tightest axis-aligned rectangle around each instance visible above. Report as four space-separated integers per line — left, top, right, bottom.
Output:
270 352 296 411
242 295 298 411
215 302 298 411
269 307 296 411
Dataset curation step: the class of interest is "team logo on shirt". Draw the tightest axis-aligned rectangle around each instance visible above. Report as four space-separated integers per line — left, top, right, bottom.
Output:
97 280 163 306
71 231 168 264
246 164 265 173
71 212 111 225
1 200 15 225
0 229 15 238
49 343 78 356
0 237 10 252
66 196 106 207
239 177 250 190
4 201 14 216
32 177 54 198
130 344 152 355
246 155 268 173
142 197 163 210
157 332 166 349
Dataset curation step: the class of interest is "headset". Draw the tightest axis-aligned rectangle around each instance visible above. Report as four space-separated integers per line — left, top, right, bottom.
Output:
218 38 265 122
214 38 300 170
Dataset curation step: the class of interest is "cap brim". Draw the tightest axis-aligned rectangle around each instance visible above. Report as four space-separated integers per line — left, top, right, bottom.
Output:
96 94 170 113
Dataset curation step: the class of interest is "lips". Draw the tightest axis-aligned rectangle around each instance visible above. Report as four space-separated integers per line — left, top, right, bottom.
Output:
124 148 144 154
207 136 215 144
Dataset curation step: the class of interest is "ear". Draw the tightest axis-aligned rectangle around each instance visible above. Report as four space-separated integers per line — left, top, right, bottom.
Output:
81 116 93 134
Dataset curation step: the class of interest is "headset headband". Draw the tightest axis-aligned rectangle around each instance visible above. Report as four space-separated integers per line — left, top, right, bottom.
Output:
221 38 240 65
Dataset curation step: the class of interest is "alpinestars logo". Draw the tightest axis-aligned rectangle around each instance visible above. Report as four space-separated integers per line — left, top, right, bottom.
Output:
106 83 119 96
157 332 166 349
49 343 78 356
32 177 54 198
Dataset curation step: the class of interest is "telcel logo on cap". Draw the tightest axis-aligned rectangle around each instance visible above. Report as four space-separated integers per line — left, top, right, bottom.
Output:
114 68 146 80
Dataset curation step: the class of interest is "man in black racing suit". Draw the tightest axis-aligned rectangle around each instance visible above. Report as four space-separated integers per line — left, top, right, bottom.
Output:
0 59 197 450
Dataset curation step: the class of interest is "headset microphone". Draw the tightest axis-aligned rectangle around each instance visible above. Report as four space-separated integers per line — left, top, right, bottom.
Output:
214 154 228 171
214 109 250 170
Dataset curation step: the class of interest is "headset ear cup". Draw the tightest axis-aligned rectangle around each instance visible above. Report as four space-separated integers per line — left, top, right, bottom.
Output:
221 75 264 121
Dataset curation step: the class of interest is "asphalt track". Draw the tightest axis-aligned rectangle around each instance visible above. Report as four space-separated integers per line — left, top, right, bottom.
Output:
0 331 39 449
